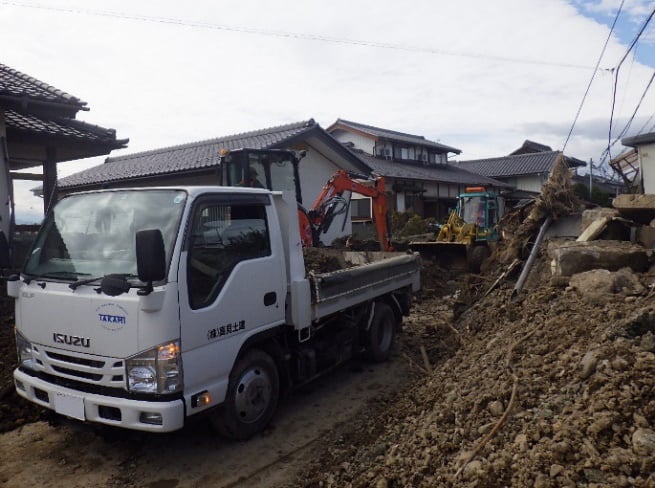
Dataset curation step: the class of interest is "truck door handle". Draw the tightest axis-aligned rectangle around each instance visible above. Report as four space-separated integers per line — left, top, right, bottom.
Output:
264 292 277 306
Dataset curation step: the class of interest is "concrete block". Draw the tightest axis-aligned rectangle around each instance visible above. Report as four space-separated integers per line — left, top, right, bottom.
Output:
581 208 619 232
549 240 650 277
637 226 655 249
613 194 655 224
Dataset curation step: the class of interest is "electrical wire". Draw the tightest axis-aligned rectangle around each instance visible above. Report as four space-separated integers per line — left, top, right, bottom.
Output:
562 0 625 153
607 70 655 151
605 5 655 164
0 0 600 70
636 111 655 134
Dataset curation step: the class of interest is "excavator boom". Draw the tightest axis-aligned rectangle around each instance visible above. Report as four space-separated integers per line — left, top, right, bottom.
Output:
303 170 393 252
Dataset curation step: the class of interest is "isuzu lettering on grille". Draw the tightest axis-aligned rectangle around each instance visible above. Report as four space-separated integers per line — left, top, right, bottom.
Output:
53 333 91 348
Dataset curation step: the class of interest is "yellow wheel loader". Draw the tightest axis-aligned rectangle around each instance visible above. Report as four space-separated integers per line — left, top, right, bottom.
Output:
410 187 503 273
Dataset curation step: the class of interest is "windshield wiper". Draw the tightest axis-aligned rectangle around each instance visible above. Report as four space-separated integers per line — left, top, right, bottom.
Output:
69 275 103 290
69 273 137 291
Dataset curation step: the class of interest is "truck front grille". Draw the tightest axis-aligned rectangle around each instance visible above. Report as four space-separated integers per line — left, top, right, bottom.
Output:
46 351 105 368
32 345 125 388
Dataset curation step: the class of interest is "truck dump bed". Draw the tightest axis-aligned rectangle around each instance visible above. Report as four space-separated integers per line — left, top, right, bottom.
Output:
307 251 421 319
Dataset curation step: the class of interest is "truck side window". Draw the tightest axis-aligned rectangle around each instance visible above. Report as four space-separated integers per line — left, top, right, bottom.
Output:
187 202 270 309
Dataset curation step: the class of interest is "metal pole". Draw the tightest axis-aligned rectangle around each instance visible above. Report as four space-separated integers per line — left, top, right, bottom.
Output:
510 216 553 301
589 158 593 199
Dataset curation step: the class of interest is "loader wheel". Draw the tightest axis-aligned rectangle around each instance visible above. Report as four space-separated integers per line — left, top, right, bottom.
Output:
468 245 489 274
211 349 279 440
364 302 396 363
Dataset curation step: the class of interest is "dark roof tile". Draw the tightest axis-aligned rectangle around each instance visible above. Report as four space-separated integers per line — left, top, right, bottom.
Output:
355 152 511 188
330 119 462 154
5 109 126 146
0 63 85 108
453 151 578 178
59 119 318 188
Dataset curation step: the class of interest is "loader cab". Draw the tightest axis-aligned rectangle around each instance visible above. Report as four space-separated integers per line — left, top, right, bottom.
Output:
457 187 501 240
219 149 304 204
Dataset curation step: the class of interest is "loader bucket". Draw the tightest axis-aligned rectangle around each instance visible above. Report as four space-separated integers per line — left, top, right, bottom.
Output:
408 241 469 271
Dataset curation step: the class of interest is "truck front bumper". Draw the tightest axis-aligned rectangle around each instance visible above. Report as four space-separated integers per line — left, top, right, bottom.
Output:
14 368 185 433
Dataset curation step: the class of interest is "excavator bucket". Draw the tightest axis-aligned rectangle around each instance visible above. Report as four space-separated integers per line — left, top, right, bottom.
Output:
408 240 469 271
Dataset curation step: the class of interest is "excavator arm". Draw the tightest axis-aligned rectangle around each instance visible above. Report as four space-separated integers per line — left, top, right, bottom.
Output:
300 170 393 251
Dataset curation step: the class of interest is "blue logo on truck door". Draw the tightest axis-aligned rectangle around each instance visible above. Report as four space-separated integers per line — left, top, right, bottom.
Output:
96 303 129 331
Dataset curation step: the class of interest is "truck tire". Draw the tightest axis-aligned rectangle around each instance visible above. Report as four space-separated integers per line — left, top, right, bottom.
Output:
211 349 279 440
364 302 396 363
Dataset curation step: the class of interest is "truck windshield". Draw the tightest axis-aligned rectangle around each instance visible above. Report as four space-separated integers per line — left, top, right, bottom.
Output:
24 190 187 280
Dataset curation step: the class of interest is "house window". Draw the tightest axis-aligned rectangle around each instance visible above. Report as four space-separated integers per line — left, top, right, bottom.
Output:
351 198 372 219
405 192 416 211
401 147 409 160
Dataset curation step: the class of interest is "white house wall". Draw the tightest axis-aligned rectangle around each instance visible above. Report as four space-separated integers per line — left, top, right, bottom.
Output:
298 149 352 245
639 142 655 193
515 175 547 193
330 130 374 154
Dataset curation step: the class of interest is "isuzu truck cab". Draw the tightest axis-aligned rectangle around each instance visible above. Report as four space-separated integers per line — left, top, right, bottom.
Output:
11 186 420 439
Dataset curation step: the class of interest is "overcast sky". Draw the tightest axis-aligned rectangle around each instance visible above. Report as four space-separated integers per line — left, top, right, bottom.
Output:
2 0 655 223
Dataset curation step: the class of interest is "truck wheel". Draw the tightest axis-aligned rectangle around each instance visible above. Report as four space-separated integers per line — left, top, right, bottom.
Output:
211 349 279 440
364 302 396 363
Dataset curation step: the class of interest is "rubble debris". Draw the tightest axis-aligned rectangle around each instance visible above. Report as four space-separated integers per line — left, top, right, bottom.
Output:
581 207 620 231
549 240 650 277
569 268 645 305
613 194 655 224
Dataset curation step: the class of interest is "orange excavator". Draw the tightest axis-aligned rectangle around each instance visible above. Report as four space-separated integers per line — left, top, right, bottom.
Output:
217 149 392 252
298 170 393 252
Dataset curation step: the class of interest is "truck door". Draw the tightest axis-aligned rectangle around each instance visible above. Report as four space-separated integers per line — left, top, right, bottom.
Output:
178 193 285 404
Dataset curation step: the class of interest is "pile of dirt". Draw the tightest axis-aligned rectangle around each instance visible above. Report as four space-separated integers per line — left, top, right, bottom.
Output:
291 248 655 487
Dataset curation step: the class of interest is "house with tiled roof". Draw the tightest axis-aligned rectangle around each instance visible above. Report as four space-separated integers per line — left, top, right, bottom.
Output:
453 140 586 195
57 119 372 245
327 119 509 220
0 62 127 255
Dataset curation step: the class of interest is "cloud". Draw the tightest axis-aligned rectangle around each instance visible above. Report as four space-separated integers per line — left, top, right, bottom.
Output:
2 0 655 216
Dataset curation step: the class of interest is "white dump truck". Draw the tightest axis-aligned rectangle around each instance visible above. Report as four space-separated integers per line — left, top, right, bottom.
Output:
10 186 420 439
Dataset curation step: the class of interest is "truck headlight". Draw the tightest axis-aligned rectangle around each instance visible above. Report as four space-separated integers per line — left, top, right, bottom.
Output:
126 341 183 394
15 329 37 371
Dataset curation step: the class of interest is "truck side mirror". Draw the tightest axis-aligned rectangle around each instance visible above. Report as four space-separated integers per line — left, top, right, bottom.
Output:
136 229 166 284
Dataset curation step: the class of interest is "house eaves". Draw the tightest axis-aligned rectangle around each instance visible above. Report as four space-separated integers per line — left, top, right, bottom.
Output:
354 151 511 188
0 63 88 116
622 131 655 147
5 109 127 148
327 118 462 155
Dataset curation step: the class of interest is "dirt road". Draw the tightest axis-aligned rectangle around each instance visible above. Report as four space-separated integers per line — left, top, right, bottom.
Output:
0 350 414 488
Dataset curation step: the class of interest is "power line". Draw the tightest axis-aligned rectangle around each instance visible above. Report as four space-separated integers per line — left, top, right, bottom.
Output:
562 0 625 153
0 0 600 71
612 71 655 144
636 111 655 134
605 4 655 164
